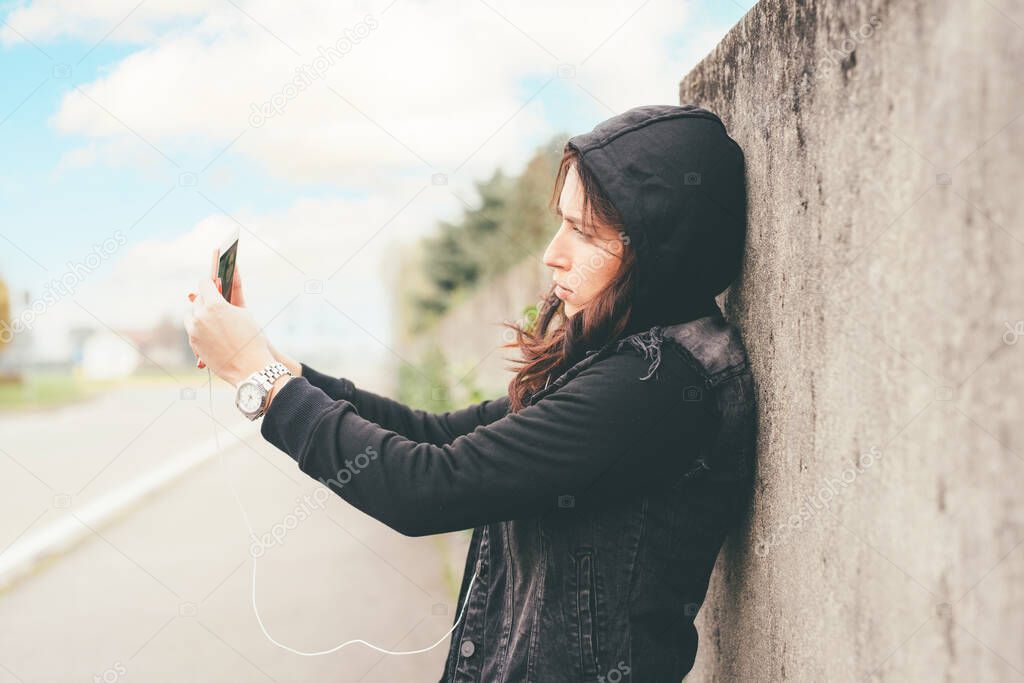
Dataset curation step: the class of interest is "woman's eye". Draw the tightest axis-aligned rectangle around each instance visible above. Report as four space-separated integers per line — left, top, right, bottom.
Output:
570 224 586 237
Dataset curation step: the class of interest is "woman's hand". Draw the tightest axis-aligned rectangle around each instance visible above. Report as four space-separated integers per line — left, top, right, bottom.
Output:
187 257 247 369
187 262 301 377
184 276 274 386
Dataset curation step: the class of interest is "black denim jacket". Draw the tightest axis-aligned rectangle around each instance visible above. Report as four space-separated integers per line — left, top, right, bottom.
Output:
437 313 755 683
266 310 755 682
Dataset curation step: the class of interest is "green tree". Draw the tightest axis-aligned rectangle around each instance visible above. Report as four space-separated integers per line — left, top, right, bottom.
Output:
400 133 569 336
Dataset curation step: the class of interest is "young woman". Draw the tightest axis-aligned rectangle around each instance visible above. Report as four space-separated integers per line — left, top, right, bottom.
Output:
186 103 756 682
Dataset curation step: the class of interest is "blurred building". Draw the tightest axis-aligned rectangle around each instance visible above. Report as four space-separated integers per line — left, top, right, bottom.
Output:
65 316 194 379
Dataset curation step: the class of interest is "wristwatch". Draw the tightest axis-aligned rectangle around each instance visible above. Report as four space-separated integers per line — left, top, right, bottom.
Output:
235 361 293 421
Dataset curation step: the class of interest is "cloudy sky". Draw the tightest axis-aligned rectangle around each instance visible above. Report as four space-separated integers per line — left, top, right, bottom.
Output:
0 0 754 365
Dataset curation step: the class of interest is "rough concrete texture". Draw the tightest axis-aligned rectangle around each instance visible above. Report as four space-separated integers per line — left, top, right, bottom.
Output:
678 0 1023 680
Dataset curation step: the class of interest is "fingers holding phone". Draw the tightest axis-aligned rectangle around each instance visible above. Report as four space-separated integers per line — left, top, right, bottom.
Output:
186 229 276 378
190 227 240 370
227 262 247 307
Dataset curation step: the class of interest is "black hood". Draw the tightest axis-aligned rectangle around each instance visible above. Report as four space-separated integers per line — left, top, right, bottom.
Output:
567 104 747 337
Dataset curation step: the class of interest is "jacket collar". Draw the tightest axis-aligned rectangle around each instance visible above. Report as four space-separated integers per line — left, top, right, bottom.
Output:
528 309 739 406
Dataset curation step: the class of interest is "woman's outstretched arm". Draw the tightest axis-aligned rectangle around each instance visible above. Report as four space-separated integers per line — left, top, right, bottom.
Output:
298 362 510 446
260 352 710 537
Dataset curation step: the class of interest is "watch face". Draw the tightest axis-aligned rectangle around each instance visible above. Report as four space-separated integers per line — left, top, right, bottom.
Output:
236 381 263 413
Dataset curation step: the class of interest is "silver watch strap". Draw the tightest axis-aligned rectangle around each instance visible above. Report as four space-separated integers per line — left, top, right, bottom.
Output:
253 361 291 390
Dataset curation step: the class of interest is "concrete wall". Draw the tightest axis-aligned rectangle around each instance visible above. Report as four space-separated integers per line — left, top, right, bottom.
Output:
680 0 1023 680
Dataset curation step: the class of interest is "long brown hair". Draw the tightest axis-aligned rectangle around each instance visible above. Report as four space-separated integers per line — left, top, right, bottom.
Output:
501 145 638 412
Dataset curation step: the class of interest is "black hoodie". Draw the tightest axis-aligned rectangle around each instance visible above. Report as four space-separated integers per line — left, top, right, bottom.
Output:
259 104 752 682
261 103 749 533
568 104 747 336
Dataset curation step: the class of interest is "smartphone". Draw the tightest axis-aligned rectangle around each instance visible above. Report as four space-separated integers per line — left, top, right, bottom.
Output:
211 227 239 304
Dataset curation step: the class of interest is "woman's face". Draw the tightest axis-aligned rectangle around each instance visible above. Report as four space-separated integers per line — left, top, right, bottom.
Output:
543 164 626 318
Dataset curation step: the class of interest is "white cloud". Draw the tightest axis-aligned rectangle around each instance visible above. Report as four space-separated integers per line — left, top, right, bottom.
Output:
57 173 457 358
33 0 697 184
0 0 215 46
3 0 731 367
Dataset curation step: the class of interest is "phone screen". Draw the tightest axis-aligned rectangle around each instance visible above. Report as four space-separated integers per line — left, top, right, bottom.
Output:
218 239 238 304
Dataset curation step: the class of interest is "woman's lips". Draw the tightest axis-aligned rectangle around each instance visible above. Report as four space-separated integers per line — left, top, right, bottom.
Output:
554 284 572 298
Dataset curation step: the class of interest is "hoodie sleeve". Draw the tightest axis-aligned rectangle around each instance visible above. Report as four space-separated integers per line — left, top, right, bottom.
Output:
297 362 510 446
261 353 709 537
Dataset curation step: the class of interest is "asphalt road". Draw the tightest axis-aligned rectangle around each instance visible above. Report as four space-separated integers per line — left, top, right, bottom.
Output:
0 380 471 682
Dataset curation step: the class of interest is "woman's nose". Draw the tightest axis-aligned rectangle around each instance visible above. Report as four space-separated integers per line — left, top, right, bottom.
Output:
542 230 571 271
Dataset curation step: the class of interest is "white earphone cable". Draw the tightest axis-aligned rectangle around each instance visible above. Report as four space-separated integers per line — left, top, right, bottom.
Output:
206 367 477 656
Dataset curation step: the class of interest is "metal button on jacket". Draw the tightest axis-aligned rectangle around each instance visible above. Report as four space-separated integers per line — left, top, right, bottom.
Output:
460 639 475 657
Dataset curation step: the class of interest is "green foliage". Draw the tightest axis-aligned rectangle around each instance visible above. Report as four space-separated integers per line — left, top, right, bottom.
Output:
394 342 453 412
394 341 504 419
0 373 113 410
520 302 540 335
401 133 569 334
394 134 569 403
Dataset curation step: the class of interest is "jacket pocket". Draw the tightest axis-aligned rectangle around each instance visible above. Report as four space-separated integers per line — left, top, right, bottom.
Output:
572 549 600 680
